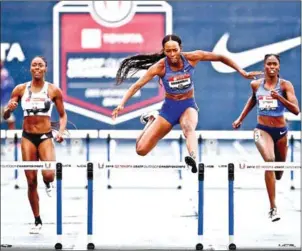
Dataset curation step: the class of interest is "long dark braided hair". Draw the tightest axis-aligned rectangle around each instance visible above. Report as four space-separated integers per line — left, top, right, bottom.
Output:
115 34 182 85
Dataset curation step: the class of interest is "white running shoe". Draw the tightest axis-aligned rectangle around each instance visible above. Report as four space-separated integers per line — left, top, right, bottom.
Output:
45 182 53 197
140 110 159 124
268 208 280 222
29 223 42 234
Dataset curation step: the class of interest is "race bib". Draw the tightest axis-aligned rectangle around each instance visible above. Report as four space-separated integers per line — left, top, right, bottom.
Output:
23 98 46 110
258 96 278 111
168 73 191 90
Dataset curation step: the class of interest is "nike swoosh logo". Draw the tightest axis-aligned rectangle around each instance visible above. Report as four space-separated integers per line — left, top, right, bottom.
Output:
280 131 287 135
211 33 301 73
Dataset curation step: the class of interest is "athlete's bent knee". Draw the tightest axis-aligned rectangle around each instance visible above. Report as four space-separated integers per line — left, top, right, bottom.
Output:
136 146 148 156
27 179 38 190
43 171 55 183
135 141 149 156
265 157 275 162
182 123 195 138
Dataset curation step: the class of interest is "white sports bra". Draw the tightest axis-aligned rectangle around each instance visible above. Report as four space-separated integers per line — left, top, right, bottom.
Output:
21 81 53 117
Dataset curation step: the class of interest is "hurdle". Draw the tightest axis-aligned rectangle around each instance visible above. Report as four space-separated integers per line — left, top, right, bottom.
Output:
195 161 301 251
198 135 203 162
3 129 300 190
198 130 300 191
55 163 63 250
290 135 295 190
285 112 301 191
195 163 236 251
2 128 300 196
106 133 112 189
54 161 95 250
177 134 184 188
102 131 185 189
3 130 22 189
1 160 300 250
3 130 98 189
1 161 95 250
87 162 95 250
14 133 19 189
1 161 188 250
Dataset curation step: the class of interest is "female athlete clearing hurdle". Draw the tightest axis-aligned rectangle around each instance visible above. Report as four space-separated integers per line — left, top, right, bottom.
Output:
3 56 67 233
233 54 300 221
112 34 262 173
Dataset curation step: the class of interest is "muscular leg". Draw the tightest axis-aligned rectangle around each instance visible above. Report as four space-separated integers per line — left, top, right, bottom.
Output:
38 139 56 183
22 137 40 218
136 116 156 144
274 135 288 180
179 108 198 159
136 116 173 156
254 129 277 209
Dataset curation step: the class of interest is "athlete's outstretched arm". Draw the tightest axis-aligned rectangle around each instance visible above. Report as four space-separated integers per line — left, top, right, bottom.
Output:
112 63 162 119
271 81 300 115
233 81 258 129
184 50 262 79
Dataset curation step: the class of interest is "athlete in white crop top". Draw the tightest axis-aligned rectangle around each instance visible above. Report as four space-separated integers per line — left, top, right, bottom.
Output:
21 81 54 117
233 54 300 222
3 56 67 234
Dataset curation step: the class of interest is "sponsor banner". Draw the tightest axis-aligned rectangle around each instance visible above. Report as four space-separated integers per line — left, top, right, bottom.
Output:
205 162 301 170
53 1 172 125
2 161 300 170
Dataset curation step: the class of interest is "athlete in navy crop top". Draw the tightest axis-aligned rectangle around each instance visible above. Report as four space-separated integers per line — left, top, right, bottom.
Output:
3 56 68 234
112 34 262 173
233 54 300 222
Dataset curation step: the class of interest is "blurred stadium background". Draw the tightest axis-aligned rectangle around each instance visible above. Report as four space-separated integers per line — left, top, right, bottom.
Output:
1 1 300 131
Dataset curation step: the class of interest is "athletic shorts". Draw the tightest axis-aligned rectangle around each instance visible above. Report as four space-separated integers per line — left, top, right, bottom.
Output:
22 131 53 148
159 98 198 126
256 124 288 143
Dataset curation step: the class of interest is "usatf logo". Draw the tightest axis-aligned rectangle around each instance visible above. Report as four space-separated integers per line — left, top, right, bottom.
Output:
98 162 104 169
53 1 172 125
239 163 246 169
44 163 52 169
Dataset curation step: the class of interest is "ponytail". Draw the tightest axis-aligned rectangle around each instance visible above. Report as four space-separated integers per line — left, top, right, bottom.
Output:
115 52 165 85
116 34 182 85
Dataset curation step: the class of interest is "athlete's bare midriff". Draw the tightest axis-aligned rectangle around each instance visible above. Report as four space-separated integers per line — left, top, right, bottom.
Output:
165 89 194 100
257 115 286 128
23 116 52 134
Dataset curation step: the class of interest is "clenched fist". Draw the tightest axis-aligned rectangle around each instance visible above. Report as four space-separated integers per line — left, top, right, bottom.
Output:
232 118 242 129
6 101 18 112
